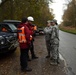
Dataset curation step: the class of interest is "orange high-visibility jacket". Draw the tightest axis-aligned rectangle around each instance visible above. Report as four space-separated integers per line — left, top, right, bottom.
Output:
33 26 37 31
2 28 7 32
18 27 27 43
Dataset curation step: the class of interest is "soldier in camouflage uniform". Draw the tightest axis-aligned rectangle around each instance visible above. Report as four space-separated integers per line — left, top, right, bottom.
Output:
50 20 59 65
44 20 52 58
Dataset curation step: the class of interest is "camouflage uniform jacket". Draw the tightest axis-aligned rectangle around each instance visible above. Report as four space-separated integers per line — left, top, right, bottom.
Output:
44 26 52 41
50 25 59 45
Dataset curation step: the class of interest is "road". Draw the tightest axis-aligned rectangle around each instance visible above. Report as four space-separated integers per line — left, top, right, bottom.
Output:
59 30 76 75
0 35 66 75
0 30 76 75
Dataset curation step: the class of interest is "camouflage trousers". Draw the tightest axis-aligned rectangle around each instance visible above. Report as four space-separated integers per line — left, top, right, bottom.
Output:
51 44 59 60
46 40 52 56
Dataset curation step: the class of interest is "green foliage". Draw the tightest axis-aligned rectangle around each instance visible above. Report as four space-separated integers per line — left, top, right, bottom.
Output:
0 0 54 27
63 21 72 26
62 0 76 27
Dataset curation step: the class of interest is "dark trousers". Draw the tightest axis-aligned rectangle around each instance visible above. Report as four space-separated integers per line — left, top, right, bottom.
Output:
28 40 35 58
20 48 28 69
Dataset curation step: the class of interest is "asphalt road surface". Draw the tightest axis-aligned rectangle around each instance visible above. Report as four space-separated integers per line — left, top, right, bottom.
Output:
0 35 66 75
59 30 76 75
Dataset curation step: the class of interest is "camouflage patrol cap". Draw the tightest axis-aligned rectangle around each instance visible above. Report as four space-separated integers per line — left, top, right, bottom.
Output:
51 19 57 23
47 20 51 23
51 19 58 25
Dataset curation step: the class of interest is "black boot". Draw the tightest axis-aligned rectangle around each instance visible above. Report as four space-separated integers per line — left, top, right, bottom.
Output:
21 67 32 72
46 55 50 58
28 58 31 61
57 58 60 64
50 59 58 65
32 56 38 59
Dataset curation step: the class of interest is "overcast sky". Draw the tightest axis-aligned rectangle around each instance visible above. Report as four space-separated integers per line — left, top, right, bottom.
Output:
0 0 1 3
49 0 67 24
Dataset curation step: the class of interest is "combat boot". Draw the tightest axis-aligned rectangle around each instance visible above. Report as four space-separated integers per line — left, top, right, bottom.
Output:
50 59 58 65
46 55 50 58
21 67 32 72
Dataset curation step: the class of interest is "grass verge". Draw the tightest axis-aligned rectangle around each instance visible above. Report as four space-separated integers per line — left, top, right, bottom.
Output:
59 25 76 35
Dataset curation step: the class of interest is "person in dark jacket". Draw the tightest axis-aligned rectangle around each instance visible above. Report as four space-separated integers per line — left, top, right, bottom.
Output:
17 17 32 72
27 16 38 60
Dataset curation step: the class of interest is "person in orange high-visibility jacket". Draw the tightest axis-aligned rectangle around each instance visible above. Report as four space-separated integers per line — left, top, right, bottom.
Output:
17 17 32 72
27 16 38 61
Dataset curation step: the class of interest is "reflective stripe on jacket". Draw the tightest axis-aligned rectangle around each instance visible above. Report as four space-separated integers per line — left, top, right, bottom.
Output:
18 27 27 43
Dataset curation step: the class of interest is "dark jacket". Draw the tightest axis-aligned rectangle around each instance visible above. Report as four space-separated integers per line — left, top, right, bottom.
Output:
26 23 34 37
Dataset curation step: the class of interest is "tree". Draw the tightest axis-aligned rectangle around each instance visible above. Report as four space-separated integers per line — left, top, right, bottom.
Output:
0 0 54 27
62 0 76 27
